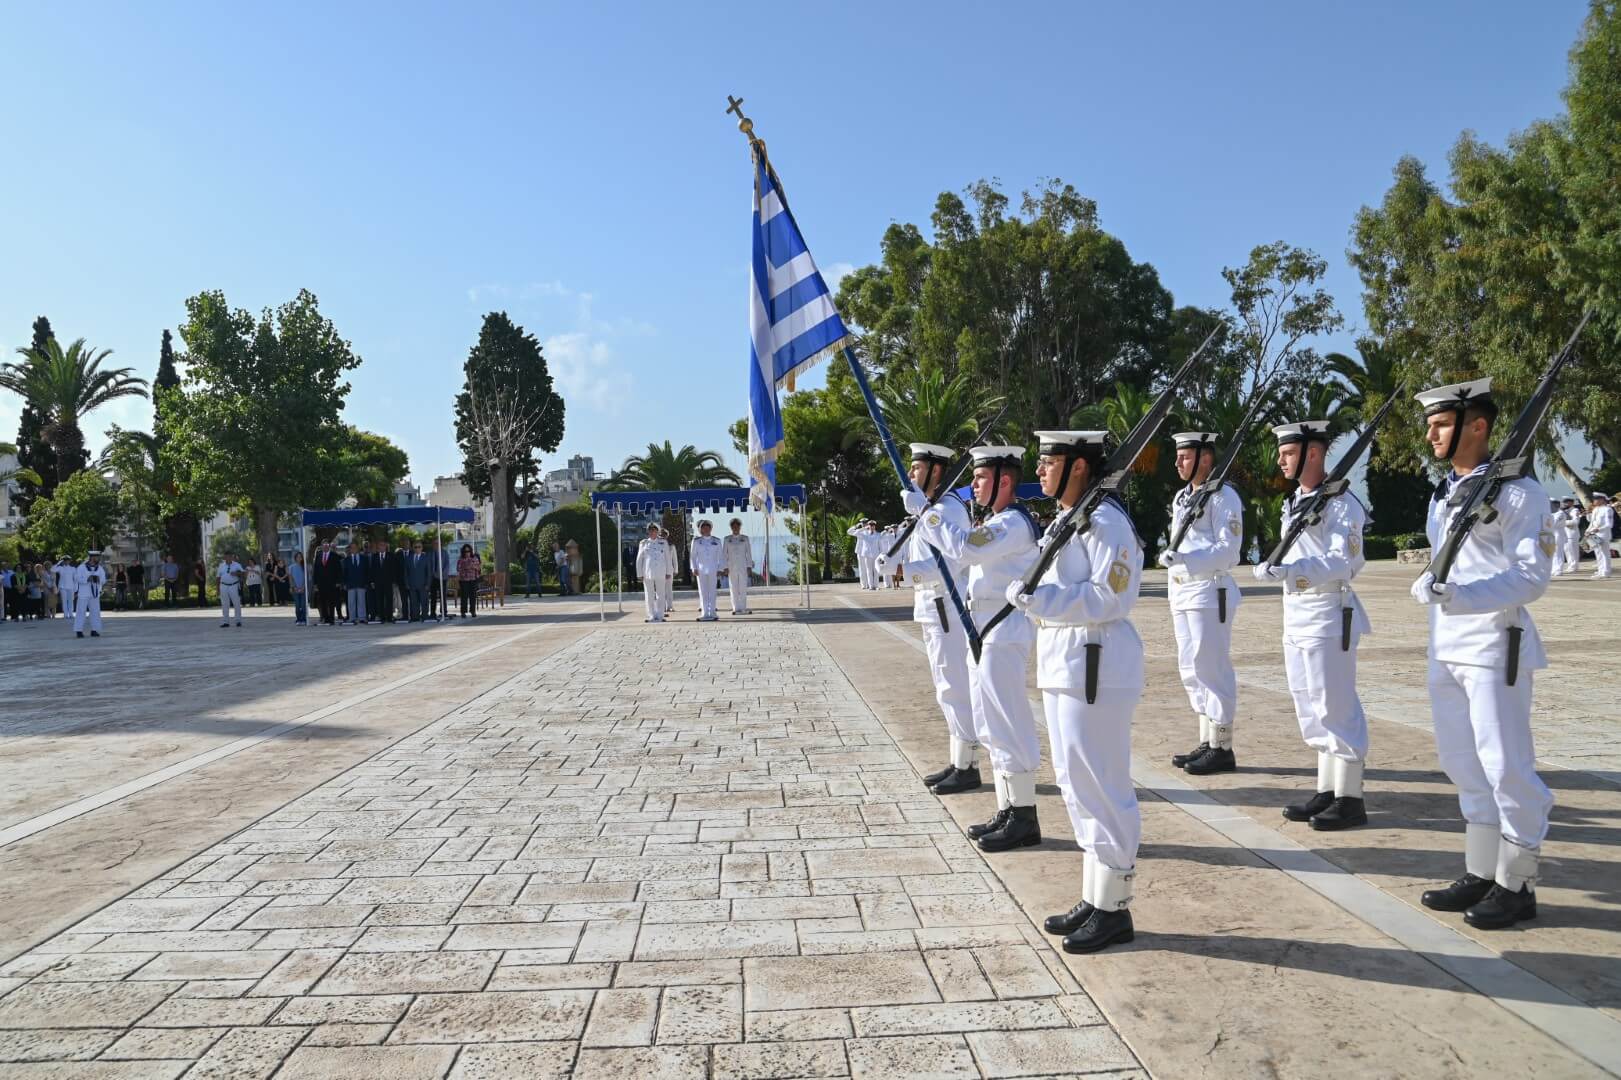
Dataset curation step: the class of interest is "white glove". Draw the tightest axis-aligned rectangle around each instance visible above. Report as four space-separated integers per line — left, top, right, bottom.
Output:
1410 572 1455 606
1252 562 1283 582
901 489 928 515
1157 550 1181 569
1004 580 1032 610
874 553 888 573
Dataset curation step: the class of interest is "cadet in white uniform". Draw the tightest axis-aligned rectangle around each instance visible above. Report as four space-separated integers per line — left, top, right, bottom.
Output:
1253 420 1372 830
660 527 676 611
690 520 724 621
724 519 753 613
1587 493 1614 579
53 557 77 616
219 554 245 627
1160 431 1244 775
1555 497 1582 575
1008 431 1144 954
878 443 979 794
1410 378 1555 929
847 521 876 589
913 446 1043 852
73 551 108 638
636 524 671 622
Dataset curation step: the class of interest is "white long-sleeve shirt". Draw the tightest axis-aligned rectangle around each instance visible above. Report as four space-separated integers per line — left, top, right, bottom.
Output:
1166 482 1244 612
636 538 671 579
1024 499 1144 693
74 562 108 600
1588 503 1615 540
1275 488 1371 643
915 502 1039 647
899 497 970 632
722 533 753 574
690 535 723 574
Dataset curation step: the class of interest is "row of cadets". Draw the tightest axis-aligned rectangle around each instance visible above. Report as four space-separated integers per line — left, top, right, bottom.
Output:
1552 496 1583 575
877 444 980 795
912 445 1046 853
1159 431 1244 776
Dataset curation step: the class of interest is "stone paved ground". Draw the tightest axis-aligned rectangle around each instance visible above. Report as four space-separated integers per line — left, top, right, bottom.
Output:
0 619 1139 1078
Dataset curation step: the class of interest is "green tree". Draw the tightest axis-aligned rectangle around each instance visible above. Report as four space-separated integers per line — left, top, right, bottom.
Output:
99 428 163 566
164 288 363 548
601 441 740 582
12 316 62 510
22 469 120 556
453 311 566 563
873 366 1004 448
0 440 42 489
152 328 202 570
207 525 257 566
1325 342 1431 532
1222 241 1344 406
336 427 411 507
0 337 148 485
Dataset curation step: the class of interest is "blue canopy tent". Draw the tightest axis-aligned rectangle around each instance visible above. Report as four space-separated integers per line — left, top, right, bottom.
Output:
299 505 476 625
588 485 808 618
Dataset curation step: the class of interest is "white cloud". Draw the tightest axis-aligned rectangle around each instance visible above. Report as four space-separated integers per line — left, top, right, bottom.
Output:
822 261 855 295
545 332 633 415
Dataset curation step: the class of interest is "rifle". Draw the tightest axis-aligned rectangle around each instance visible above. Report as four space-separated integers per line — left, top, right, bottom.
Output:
1425 310 1591 589
1262 384 1405 569
974 322 1225 659
1163 380 1275 557
883 400 1012 562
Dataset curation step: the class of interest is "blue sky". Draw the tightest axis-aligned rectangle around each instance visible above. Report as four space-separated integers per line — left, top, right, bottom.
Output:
0 1 1595 495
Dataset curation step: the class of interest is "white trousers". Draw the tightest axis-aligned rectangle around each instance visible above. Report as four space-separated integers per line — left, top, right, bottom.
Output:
73 592 103 633
1171 607 1238 727
923 620 976 754
696 570 718 617
968 641 1041 776
1043 687 1142 871
221 583 243 622
1428 659 1552 849
345 587 365 623
857 556 876 589
1595 537 1613 577
643 575 669 621
665 573 675 609
1282 636 1368 761
1555 535 1580 574
727 565 749 612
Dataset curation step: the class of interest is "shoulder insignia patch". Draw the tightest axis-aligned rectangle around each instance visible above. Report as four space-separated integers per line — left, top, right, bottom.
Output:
1227 513 1241 536
1295 576 1310 591
927 513 941 528
1108 560 1130 594
1539 530 1555 558
967 526 994 547
1348 533 1361 557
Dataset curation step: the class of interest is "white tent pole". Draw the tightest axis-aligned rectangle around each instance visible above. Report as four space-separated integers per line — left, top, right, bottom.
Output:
436 508 444 621
799 499 809 609
764 504 771 597
595 500 605 622
615 506 623 614
300 520 309 627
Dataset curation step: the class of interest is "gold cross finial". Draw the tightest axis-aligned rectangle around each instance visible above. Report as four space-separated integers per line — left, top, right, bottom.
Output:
725 93 756 141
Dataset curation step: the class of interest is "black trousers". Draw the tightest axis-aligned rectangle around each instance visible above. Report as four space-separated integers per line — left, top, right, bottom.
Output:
317 585 338 625
460 584 477 617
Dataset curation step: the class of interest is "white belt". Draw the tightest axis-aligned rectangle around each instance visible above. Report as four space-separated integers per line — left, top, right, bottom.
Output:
1169 569 1231 585
1035 618 1106 631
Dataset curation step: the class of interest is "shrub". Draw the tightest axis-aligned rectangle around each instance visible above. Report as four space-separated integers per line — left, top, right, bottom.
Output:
1393 532 1429 550
1361 534 1397 560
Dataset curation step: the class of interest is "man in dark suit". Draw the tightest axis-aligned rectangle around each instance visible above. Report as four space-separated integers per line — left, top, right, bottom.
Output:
313 540 342 625
369 539 395 623
342 541 369 625
404 540 432 621
391 540 409 621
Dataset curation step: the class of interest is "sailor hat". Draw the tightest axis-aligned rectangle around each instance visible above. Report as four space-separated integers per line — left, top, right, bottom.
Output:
968 445 1025 466
1272 420 1333 446
1415 377 1493 416
1171 431 1219 449
1034 431 1108 456
909 442 955 463
1596 492 1611 502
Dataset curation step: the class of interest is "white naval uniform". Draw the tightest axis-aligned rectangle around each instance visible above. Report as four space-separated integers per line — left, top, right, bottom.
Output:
917 503 1041 809
1166 483 1244 740
53 562 76 615
1275 488 1372 796
1589 503 1615 577
898 496 977 770
1423 469 1555 882
690 534 723 618
636 538 672 621
1553 506 1582 575
1022 499 1144 907
219 560 244 623
73 562 108 633
723 533 753 612
848 526 877 589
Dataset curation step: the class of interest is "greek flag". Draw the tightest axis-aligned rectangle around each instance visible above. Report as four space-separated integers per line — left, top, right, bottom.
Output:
747 152 854 509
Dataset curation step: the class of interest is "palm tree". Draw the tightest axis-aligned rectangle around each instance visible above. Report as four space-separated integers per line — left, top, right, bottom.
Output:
0 338 148 484
873 367 1004 448
600 442 741 584
0 440 42 488
1325 340 1430 532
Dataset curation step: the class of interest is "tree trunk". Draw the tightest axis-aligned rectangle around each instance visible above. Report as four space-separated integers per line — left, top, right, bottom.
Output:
253 504 281 562
489 463 512 579
1551 446 1592 503
163 511 201 571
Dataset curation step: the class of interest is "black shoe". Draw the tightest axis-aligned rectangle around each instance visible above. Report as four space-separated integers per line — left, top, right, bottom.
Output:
1043 899 1096 936
1061 909 1135 954
923 763 955 787
967 807 1010 840
931 765 982 795
1171 742 1209 768
977 805 1041 852
1309 796 1368 831
1420 873 1494 912
1464 884 1537 929
90 631 99 637
1183 746 1236 775
1282 790 1336 822
76 631 84 638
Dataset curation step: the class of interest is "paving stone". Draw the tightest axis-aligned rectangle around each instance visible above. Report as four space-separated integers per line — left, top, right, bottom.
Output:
0 1063 191 1078
850 998 1070 1037
275 1044 459 1079
0 981 181 1028
656 984 741 1044
239 905 375 930
923 950 996 1002
743 953 940 1010
613 959 741 987
911 892 1026 927
101 1026 225 1059
301 1022 392 1046
448 1042 577 1078
351 926 453 952
634 921 797 961
714 1039 849 1079
334 875 482 905
137 995 285 1027
444 921 582 950
0 1026 122 1061
272 995 413 1026
804 848 949 879
88 931 263 953
846 1033 977 1079
973 946 1064 999
313 951 498 995
23 953 157 982
129 949 285 981
573 1045 707 1079
582 987 660 1046
745 1008 854 1042
184 1025 308 1079
391 989 594 1042
965 1027 1139 1076
74 898 233 934
488 962 615 991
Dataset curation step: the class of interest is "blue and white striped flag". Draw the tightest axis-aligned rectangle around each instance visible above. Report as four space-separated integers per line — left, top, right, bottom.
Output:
747 153 854 510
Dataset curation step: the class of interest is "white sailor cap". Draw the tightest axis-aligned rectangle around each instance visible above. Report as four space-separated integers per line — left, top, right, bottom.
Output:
1415 377 1493 416
909 442 954 463
697 519 712 528
1596 492 1611 501
968 445 1025 466
1562 496 1576 503
1171 431 1219 450
1034 430 1108 456
1272 420 1332 446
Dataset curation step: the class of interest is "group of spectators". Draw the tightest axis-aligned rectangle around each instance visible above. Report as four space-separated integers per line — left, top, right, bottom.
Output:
301 537 485 626
1 557 149 620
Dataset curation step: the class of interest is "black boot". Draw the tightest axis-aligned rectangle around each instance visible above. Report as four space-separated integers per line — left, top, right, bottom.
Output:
1309 796 1367 831
1464 884 1536 929
977 805 1040 852
931 765 982 795
923 763 954 787
1061 909 1135 954
1170 742 1208 768
1043 899 1095 936
967 807 1009 840
1183 746 1236 775
1420 873 1494 912
1282 790 1335 822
